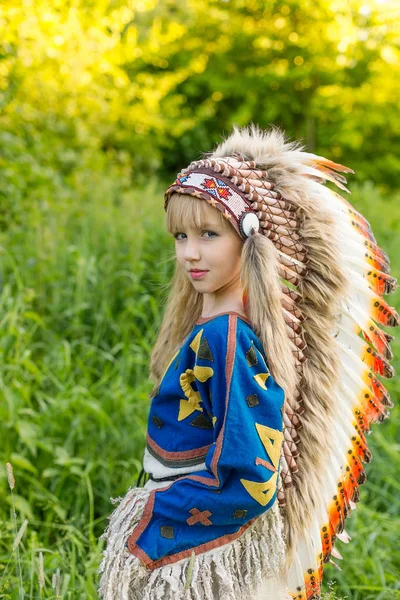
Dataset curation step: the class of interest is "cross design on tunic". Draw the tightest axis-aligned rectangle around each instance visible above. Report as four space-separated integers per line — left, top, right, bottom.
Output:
186 507 213 526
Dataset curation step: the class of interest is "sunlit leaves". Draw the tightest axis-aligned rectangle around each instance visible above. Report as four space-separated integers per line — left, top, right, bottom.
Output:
0 0 399 184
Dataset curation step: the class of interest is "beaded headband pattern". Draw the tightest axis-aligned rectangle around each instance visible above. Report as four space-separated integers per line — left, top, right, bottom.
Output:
164 157 298 240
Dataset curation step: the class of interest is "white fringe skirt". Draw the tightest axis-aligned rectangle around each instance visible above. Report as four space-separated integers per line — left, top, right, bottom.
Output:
98 484 291 599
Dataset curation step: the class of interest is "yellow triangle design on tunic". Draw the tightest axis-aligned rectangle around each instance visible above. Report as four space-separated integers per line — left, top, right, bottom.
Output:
255 348 269 371
178 399 203 421
178 370 203 420
190 330 203 355
161 349 179 381
180 371 202 402
240 472 278 506
253 372 270 390
255 423 283 469
193 365 214 382
177 329 213 421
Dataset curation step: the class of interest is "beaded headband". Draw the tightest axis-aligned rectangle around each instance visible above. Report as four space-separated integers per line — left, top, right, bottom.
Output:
164 157 288 240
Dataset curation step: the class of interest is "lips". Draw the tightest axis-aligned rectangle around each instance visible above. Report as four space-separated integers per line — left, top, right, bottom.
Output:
189 269 208 272
189 269 208 279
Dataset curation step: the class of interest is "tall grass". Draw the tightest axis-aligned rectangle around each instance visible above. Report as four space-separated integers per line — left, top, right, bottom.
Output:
0 175 399 598
0 161 174 598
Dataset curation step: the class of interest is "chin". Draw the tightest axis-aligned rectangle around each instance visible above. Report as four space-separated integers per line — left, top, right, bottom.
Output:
190 282 213 293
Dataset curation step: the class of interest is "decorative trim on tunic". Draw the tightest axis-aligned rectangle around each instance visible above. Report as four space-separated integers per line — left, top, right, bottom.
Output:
142 447 207 480
195 310 251 325
98 486 288 600
146 433 212 468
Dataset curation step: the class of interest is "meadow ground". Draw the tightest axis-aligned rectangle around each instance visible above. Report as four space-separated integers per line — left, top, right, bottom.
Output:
0 179 399 599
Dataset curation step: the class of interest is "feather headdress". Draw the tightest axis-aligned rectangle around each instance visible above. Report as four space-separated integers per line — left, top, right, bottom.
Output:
163 124 399 597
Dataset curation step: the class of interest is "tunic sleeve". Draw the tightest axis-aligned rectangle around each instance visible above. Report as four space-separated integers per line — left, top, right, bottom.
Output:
127 315 285 570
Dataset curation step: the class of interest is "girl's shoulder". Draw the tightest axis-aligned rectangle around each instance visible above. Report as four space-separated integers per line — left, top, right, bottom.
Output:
194 310 251 327
190 311 264 355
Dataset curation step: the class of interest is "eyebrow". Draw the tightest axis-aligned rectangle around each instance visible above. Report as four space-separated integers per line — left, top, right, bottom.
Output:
198 222 220 229
172 222 220 233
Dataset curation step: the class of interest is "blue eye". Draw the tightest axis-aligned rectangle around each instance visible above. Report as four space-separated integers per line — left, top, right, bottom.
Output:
174 231 217 240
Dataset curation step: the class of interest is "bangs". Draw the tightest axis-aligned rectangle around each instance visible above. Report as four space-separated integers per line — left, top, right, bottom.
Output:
165 193 233 234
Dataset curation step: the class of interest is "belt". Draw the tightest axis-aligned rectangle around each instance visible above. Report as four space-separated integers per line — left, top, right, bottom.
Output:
136 467 187 487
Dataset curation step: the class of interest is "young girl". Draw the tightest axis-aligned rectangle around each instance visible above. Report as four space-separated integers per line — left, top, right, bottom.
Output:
98 125 398 599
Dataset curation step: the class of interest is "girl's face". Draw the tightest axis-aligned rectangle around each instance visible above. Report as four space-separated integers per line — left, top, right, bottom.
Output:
172 199 243 294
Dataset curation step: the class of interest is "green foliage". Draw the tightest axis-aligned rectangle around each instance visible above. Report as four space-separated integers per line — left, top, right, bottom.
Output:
0 174 174 597
0 0 399 197
0 0 399 596
0 178 399 597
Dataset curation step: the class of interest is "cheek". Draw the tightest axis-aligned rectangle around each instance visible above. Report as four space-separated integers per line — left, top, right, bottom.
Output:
225 254 241 275
223 239 242 268
174 244 183 264
211 241 241 276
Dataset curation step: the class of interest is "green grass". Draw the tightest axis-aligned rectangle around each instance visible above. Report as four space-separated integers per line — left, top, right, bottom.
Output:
0 177 399 599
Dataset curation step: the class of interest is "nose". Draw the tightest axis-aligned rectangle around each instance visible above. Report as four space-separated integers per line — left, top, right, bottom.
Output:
183 236 201 261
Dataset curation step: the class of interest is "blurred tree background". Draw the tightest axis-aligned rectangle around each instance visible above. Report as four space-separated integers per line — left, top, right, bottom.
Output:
0 0 399 598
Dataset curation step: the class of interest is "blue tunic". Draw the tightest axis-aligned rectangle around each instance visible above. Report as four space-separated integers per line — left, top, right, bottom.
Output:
127 312 285 570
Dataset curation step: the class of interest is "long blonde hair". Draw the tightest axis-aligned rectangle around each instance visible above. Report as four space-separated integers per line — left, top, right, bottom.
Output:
149 191 297 402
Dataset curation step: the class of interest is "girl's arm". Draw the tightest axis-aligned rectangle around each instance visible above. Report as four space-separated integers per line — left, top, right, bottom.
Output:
128 314 285 570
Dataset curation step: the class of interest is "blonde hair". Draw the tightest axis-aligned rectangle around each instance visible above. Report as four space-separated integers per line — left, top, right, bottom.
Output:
148 193 231 385
149 191 297 402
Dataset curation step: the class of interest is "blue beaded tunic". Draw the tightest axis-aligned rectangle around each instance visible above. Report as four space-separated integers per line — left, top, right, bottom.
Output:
127 312 285 570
